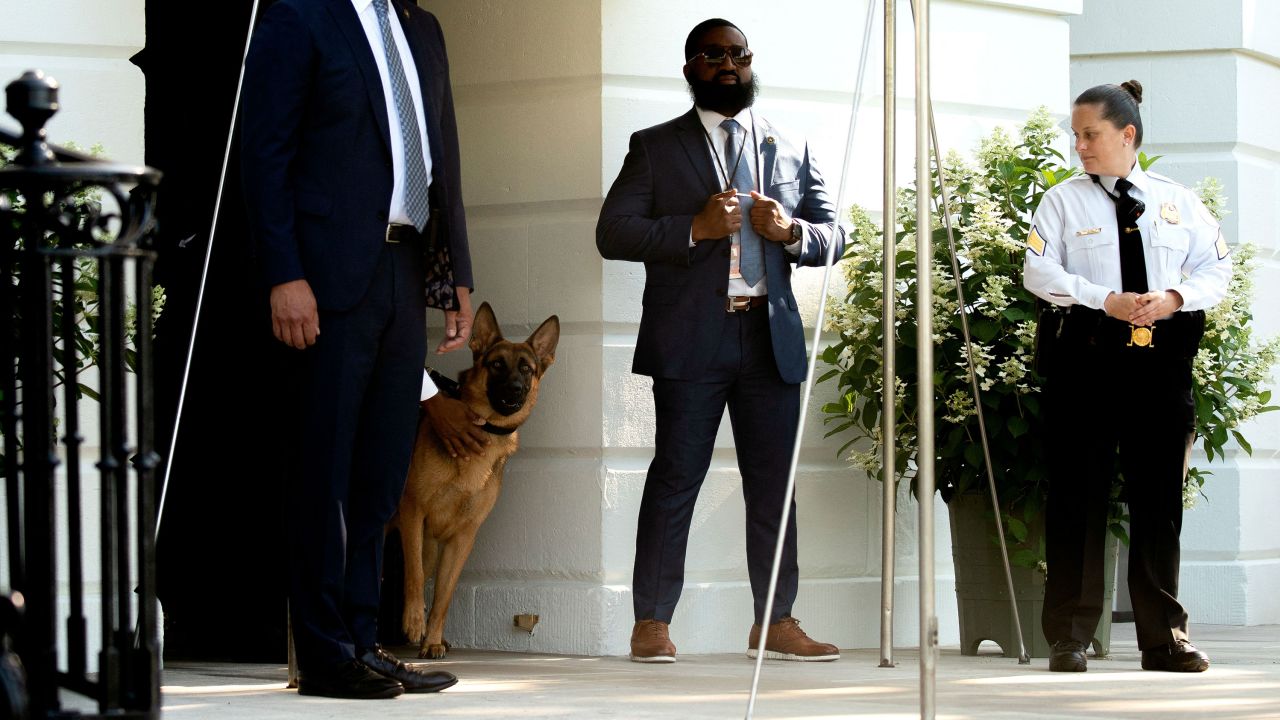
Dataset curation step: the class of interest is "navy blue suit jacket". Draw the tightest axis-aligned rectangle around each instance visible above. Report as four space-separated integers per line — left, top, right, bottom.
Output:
241 0 470 312
596 108 844 384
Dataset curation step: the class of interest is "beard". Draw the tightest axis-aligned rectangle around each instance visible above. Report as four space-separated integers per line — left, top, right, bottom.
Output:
687 71 759 115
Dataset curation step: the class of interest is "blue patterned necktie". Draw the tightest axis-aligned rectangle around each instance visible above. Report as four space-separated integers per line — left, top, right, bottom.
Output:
373 0 430 231
721 119 764 286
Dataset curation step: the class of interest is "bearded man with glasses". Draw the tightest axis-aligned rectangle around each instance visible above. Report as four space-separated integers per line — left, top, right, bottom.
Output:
597 17 845 664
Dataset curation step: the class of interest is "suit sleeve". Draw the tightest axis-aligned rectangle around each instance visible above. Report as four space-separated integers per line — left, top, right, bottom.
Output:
595 132 699 266
431 13 470 291
240 1 312 289
788 142 845 268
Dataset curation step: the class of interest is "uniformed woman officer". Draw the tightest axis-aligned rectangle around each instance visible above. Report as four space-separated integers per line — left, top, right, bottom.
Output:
1024 80 1232 674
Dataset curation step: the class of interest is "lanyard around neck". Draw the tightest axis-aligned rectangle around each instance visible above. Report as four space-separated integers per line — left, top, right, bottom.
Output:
703 111 759 193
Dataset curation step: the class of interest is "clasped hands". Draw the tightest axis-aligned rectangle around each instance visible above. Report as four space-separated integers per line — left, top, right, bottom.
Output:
691 188 794 243
1103 289 1184 327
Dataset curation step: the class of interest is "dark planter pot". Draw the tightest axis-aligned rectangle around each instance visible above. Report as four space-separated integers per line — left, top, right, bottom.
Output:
948 492 1117 658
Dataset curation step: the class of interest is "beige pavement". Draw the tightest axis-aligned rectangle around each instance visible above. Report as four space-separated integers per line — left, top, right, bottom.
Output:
68 623 1280 719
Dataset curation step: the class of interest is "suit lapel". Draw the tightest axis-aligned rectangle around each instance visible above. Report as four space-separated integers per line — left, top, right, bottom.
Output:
395 0 445 173
675 108 720 196
327 0 392 157
754 114 777 190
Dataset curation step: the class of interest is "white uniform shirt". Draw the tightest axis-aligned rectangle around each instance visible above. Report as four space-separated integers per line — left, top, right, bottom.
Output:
1024 163 1232 312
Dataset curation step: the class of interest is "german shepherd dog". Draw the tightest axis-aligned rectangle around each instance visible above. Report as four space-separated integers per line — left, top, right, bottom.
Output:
391 302 559 659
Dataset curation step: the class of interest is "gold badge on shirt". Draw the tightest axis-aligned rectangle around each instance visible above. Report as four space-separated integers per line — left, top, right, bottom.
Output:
1160 202 1181 224
1026 225 1046 256
1075 227 1101 237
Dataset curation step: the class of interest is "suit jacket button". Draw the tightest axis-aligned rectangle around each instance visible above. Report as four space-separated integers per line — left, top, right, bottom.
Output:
715 288 726 297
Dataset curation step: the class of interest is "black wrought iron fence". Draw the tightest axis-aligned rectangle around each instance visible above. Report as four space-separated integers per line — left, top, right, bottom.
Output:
1 70 162 719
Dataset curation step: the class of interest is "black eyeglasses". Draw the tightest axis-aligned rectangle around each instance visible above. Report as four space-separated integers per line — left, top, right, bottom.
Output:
689 46 753 67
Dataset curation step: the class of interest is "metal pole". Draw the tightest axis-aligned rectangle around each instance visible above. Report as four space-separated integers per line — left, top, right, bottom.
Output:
743 2 878 717
879 0 898 670
914 0 937 717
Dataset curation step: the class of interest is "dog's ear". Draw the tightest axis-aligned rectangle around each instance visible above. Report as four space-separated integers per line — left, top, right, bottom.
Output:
469 302 502 356
526 315 560 372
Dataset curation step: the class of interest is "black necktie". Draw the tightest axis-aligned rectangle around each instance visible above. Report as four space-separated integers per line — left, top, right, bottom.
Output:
1113 177 1148 293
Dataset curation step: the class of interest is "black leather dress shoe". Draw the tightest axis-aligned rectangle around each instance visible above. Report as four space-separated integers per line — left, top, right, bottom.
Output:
1142 640 1210 672
297 658 404 699
359 645 459 693
1048 640 1088 672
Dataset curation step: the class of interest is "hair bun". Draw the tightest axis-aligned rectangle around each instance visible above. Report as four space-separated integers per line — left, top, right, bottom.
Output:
1120 80 1144 104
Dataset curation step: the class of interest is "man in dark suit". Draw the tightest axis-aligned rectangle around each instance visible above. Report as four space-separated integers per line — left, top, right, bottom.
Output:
241 0 481 699
597 18 845 663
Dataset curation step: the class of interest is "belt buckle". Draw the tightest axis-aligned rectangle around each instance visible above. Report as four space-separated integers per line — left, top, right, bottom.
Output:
385 224 401 244
1127 323 1155 348
726 296 750 313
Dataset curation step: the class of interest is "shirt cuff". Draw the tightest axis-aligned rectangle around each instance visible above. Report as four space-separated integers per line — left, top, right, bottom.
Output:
420 370 438 402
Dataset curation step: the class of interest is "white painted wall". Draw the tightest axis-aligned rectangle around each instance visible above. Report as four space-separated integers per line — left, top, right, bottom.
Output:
0 1 146 164
426 0 1081 656
1071 0 1280 626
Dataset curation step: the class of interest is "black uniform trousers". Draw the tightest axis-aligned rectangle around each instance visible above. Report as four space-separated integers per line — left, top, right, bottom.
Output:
288 239 427 673
1041 309 1200 652
632 304 801 627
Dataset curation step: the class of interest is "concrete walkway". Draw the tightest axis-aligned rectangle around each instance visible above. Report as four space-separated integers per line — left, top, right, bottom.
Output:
71 624 1280 719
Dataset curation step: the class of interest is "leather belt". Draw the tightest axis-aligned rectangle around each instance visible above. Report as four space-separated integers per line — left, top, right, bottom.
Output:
726 295 767 313
1061 306 1205 357
385 223 424 244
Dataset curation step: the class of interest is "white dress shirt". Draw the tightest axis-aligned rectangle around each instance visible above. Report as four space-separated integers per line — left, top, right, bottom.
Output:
350 0 434 227
1024 162 1231 312
350 0 438 401
693 106 802 297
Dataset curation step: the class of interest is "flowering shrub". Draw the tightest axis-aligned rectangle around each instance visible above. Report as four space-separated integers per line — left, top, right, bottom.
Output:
820 108 1278 564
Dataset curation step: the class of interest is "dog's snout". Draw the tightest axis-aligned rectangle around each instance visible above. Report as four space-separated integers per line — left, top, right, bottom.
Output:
489 376 528 416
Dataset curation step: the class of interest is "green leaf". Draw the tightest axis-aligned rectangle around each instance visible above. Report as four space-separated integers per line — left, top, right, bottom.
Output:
1006 516 1028 543
1231 430 1253 456
1007 415 1030 438
1010 549 1039 569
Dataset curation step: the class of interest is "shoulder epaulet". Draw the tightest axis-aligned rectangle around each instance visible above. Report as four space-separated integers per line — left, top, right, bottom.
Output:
1145 170 1186 188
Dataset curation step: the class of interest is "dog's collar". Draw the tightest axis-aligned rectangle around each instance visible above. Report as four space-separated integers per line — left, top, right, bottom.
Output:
426 367 518 436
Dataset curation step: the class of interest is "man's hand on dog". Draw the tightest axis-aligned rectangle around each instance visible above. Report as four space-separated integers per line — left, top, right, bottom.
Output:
422 394 488 459
270 279 319 350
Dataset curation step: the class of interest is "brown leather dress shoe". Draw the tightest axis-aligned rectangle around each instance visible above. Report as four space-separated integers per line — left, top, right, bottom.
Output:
747 616 840 662
630 619 676 663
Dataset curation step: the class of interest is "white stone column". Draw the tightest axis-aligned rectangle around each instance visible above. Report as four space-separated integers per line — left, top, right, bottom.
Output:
424 0 1080 655
1071 0 1280 625
0 0 146 163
